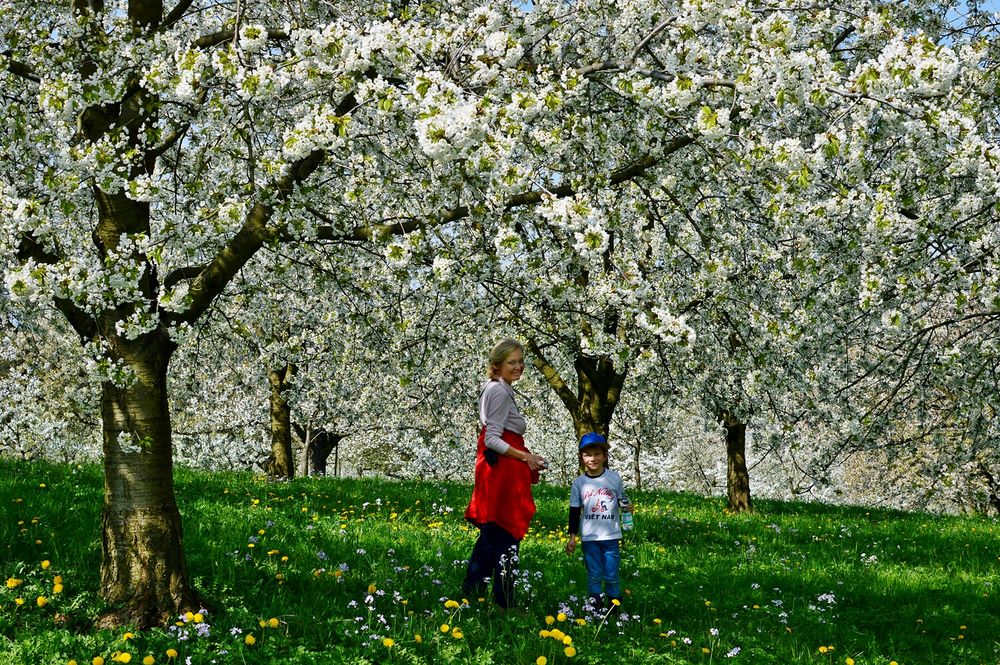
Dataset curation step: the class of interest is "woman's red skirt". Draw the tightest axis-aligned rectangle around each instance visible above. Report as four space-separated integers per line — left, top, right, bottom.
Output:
464 428 539 541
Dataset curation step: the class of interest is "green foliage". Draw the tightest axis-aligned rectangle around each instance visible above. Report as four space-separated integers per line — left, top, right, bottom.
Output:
1 459 998 664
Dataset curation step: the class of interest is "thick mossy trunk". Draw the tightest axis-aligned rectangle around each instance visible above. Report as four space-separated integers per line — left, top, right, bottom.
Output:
529 340 627 445
722 414 752 513
97 331 197 628
569 354 626 439
266 364 295 479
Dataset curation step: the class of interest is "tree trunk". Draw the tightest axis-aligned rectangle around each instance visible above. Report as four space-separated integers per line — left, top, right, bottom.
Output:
976 463 1000 516
97 330 198 628
569 354 626 438
633 441 643 491
308 430 343 475
528 340 627 447
265 364 295 479
722 413 752 513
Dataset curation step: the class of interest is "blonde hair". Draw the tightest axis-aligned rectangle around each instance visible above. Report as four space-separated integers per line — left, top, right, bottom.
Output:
487 338 524 380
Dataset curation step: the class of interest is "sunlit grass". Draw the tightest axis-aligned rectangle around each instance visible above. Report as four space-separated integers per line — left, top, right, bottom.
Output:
1 459 997 664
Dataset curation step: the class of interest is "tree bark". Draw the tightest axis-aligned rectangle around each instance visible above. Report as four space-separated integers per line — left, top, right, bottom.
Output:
527 339 628 442
292 423 343 476
265 364 295 479
96 329 197 628
308 430 342 475
722 412 752 513
976 462 1000 516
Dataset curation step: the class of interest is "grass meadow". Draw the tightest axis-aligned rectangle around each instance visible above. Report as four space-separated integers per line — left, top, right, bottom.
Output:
1 458 998 665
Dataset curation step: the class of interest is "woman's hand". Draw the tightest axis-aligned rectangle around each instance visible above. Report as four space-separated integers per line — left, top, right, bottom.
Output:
524 453 547 471
565 534 577 555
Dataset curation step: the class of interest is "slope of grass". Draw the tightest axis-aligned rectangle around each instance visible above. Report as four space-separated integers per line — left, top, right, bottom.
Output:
1 458 997 664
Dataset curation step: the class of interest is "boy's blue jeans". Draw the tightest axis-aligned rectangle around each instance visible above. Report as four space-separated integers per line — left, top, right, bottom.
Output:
581 539 621 599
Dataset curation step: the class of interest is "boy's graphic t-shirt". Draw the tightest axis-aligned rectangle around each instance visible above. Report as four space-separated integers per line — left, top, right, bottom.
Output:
569 469 627 542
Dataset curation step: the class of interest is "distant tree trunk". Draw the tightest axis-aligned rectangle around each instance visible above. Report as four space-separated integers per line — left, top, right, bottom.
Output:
265 364 295 479
310 430 343 475
976 463 1000 516
293 423 343 476
633 440 643 491
528 339 627 443
97 329 198 628
722 412 752 513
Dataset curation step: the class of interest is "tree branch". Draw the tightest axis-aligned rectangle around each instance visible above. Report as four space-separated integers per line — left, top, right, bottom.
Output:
161 0 196 30
3 51 41 83
167 149 326 324
16 234 98 341
321 136 695 242
526 337 579 414
193 28 289 49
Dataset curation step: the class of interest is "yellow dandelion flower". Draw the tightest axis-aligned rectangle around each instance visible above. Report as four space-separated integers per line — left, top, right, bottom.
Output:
165 649 177 659
112 653 132 663
444 600 460 609
183 611 195 623
451 628 463 639
368 584 377 594
611 599 621 607
556 612 567 622
142 657 154 665
244 634 256 646
819 646 828 654
54 583 64 594
281 556 288 563
93 658 105 665
382 638 395 647
6 578 23 589
15 598 25 606
41 560 51 570
890 662 898 665
37 596 48 607
54 575 63 584
702 647 711 654
545 615 555 625
414 634 422 644
550 629 565 641
845 659 855 665
575 618 586 626
440 623 450 633
535 658 547 665
68 661 77 665
267 617 279 629
653 618 662 625
539 629 550 638
562 635 572 645
564 646 577 657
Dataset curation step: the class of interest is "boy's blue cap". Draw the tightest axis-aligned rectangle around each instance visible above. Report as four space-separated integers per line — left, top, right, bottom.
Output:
579 432 609 451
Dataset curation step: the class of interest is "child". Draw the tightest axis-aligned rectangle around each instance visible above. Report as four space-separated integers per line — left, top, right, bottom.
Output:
565 431 632 610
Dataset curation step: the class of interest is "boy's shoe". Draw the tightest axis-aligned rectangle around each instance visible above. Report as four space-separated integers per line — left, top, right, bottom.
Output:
586 595 603 610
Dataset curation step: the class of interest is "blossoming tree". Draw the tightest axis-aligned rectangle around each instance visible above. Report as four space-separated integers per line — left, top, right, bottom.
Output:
2 0 997 627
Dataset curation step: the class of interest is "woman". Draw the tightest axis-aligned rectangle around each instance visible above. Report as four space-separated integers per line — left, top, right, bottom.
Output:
462 338 547 608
